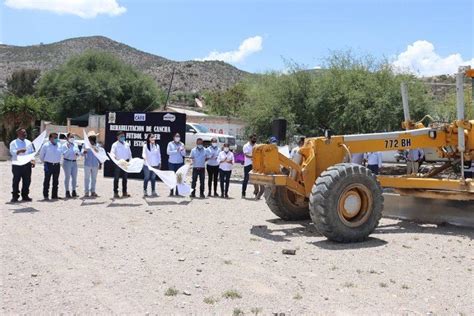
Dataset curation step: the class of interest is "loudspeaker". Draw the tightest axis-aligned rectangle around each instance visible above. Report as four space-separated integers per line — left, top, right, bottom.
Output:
271 118 287 144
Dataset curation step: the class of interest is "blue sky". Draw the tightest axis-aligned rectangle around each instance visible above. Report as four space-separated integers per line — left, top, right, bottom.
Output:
1 0 473 75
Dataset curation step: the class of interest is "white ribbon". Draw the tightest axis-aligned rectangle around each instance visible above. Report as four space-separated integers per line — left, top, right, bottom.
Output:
83 129 109 163
12 130 47 166
109 155 144 173
175 164 191 196
147 164 177 190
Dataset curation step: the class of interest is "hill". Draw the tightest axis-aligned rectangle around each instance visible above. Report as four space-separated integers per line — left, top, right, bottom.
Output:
0 36 249 93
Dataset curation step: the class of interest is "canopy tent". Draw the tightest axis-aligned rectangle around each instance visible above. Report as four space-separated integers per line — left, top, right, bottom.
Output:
70 113 89 127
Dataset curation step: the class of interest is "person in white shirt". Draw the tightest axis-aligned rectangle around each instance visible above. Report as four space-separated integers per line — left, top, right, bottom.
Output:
40 132 62 200
364 152 383 175
242 134 258 199
166 133 186 196
111 131 132 198
205 137 220 197
290 137 305 159
9 128 35 203
405 148 424 174
218 143 234 198
142 133 161 197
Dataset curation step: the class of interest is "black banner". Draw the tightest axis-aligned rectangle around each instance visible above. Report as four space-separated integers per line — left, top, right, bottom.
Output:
104 111 186 178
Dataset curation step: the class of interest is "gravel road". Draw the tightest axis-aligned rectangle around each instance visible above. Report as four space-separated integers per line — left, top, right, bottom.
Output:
1 161 472 314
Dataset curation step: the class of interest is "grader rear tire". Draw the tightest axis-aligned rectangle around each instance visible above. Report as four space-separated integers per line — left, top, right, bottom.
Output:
264 186 310 220
309 163 383 242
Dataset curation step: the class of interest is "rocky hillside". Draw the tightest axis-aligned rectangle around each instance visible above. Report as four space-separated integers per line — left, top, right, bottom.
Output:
0 36 248 93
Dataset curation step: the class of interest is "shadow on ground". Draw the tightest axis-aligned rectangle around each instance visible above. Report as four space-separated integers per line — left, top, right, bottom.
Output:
250 216 474 246
10 207 40 214
250 220 319 242
145 200 191 206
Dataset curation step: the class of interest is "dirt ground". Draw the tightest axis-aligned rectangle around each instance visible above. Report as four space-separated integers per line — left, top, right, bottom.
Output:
1 161 473 315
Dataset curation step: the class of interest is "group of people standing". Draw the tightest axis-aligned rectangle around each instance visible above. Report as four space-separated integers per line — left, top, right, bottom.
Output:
9 128 102 202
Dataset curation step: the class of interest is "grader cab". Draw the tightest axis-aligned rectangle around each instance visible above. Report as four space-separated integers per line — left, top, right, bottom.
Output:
250 67 474 243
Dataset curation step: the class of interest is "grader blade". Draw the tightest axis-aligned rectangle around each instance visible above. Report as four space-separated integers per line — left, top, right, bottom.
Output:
383 193 474 228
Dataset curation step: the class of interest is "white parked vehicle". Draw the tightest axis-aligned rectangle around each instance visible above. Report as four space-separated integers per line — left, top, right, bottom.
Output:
185 123 237 151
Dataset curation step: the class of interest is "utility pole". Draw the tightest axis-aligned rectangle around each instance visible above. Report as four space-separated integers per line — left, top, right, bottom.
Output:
163 68 175 111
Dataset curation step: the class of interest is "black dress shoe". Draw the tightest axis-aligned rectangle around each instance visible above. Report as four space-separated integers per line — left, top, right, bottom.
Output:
65 191 72 198
72 190 77 197
22 196 32 202
200 193 205 199
10 197 19 203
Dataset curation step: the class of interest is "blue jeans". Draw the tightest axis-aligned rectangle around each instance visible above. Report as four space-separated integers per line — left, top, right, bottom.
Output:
84 165 99 193
168 162 184 194
63 160 78 191
143 165 157 191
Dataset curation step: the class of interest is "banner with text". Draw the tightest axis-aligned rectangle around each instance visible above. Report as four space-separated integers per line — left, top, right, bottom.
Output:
104 111 186 178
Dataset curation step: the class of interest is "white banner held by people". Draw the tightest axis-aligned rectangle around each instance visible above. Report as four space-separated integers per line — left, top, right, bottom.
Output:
147 164 177 190
109 155 144 173
176 164 191 196
83 129 109 163
12 130 47 166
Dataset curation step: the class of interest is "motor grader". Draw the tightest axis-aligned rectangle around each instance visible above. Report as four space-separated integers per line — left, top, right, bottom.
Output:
249 67 474 243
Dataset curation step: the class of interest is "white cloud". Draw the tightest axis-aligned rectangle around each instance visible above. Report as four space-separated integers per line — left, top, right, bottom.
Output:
393 40 473 76
4 0 126 18
197 36 263 63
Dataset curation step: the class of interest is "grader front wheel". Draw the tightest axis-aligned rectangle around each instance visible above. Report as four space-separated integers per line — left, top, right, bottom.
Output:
309 163 383 242
264 186 310 220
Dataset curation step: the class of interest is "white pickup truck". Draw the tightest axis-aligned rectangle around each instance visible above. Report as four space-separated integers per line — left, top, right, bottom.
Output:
185 123 237 151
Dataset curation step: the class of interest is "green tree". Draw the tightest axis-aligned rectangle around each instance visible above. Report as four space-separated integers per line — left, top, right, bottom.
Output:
0 95 50 143
37 51 166 123
204 82 248 117
6 68 41 97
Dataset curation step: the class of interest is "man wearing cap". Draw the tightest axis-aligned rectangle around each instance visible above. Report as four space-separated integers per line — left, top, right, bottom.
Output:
82 131 101 197
9 128 35 202
111 131 132 198
40 132 62 200
61 132 80 198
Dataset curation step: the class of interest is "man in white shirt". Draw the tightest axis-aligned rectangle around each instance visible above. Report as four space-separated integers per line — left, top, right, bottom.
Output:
111 131 132 198
166 132 186 196
9 128 35 202
406 148 424 175
290 137 305 159
40 132 62 200
242 134 258 199
364 152 382 175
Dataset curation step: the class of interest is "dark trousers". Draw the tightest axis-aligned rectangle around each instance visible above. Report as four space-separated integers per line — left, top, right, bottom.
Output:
242 164 252 194
12 163 32 199
368 164 379 175
206 165 219 193
43 162 60 198
191 168 205 195
220 169 231 196
168 162 184 194
113 165 128 194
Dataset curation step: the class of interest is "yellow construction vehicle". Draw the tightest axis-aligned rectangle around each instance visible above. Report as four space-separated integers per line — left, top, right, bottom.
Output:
250 67 474 242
